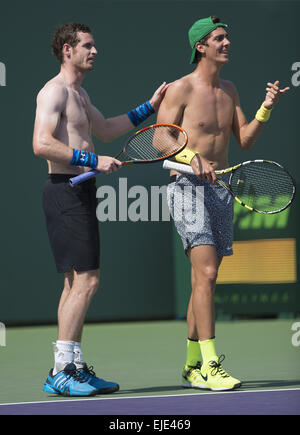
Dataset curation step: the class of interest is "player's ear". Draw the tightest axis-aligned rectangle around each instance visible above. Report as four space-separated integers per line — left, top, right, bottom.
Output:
62 43 72 60
195 41 206 56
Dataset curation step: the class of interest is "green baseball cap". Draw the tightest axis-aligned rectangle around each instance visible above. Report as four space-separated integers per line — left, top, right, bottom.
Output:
188 16 228 64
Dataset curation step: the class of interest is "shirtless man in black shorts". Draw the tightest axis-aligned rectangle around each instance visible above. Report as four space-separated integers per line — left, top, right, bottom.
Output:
33 22 168 396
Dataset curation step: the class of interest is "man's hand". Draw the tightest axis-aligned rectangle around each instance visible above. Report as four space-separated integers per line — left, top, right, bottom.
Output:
264 80 290 109
191 154 217 184
149 82 171 111
96 156 122 174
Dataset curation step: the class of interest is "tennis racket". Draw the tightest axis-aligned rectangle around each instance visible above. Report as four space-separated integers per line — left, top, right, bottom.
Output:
69 123 188 186
163 159 296 214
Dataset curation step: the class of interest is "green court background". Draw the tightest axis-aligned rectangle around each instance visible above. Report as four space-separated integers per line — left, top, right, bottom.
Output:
0 0 299 326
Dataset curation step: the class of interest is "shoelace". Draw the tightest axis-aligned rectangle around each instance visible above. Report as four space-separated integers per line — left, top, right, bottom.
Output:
186 361 202 378
209 354 229 378
77 364 97 382
62 367 91 385
194 361 202 369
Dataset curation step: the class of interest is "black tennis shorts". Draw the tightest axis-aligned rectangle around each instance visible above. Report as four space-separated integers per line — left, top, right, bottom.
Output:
43 174 100 273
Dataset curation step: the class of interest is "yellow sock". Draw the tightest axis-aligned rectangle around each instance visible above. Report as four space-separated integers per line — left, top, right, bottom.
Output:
199 338 217 366
185 338 201 367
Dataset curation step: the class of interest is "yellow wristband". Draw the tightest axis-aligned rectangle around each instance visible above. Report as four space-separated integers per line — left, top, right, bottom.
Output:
255 102 272 123
174 148 198 165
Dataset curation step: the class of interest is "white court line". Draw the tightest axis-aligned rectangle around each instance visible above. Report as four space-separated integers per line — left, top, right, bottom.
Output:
0 387 300 407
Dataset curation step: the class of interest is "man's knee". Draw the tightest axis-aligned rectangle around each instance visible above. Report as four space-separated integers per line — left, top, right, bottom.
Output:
203 265 218 284
86 271 100 295
73 269 100 297
193 264 218 285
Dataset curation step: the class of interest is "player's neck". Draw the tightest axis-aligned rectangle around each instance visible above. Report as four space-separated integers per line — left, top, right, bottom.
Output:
60 64 86 90
194 60 222 87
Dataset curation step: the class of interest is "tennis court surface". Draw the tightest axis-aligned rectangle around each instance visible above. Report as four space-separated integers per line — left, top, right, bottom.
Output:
0 319 299 415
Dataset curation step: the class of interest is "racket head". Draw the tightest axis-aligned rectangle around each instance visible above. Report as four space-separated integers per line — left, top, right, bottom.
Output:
227 160 296 214
117 123 188 164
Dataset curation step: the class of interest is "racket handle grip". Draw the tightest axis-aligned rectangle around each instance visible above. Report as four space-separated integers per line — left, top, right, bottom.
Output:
69 169 100 186
162 160 194 174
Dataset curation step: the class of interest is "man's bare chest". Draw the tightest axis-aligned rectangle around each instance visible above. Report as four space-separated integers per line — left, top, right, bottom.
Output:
63 91 91 132
185 88 234 130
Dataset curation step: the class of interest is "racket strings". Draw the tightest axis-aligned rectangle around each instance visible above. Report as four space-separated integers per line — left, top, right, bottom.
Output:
230 162 295 212
126 126 186 161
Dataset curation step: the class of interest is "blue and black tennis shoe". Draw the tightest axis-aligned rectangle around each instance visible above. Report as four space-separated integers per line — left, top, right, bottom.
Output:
75 362 119 393
43 362 119 396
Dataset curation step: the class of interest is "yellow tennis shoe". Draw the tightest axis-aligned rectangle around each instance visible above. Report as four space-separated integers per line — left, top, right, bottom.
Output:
182 361 203 388
182 355 241 391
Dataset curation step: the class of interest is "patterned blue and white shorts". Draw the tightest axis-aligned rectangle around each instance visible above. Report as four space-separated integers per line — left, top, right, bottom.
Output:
167 173 234 257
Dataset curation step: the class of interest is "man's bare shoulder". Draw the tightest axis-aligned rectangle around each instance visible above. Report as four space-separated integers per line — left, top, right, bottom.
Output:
169 74 194 92
165 74 194 101
37 75 68 105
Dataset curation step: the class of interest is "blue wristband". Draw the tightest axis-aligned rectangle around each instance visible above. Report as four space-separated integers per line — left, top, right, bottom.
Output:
70 149 98 169
127 100 155 127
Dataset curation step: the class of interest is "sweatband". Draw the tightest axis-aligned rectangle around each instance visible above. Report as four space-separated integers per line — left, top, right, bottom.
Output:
127 101 155 127
255 103 272 123
71 149 98 169
174 147 198 165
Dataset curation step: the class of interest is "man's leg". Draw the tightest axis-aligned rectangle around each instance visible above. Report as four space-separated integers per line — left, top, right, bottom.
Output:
57 270 74 334
44 268 119 395
182 245 241 391
188 245 222 341
58 268 99 342
52 269 99 374
183 245 220 371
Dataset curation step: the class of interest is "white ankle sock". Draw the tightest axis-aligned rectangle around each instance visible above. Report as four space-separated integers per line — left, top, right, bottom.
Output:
53 340 75 375
74 342 84 367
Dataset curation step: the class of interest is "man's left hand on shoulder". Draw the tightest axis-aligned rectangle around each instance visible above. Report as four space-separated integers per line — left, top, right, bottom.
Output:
264 80 290 109
149 81 171 111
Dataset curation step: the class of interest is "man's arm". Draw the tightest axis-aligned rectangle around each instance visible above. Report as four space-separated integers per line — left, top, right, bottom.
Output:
33 84 72 163
89 106 133 143
33 84 121 173
232 80 290 150
90 82 169 142
156 80 187 127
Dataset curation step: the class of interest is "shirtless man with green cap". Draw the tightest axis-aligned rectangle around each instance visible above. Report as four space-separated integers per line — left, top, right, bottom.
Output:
157 16 289 391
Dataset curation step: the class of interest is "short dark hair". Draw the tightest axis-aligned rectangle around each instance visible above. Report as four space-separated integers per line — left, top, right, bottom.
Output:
195 16 221 63
51 22 92 64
